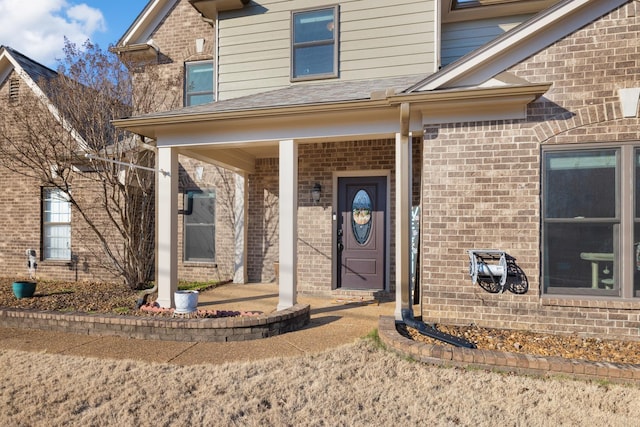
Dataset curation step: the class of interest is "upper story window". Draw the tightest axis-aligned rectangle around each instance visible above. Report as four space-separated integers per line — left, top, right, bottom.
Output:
291 6 338 81
184 61 214 106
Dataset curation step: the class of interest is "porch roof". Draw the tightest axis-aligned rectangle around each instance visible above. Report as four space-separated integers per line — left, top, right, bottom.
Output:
127 74 426 119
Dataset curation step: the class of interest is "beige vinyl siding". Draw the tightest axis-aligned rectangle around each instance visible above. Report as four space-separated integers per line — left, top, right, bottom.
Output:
217 0 435 100
441 14 533 67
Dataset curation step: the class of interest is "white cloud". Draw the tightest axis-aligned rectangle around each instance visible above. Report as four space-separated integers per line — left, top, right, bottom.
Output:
0 0 106 67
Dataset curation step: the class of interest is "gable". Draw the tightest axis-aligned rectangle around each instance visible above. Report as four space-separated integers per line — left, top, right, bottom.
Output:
118 0 180 47
410 0 630 92
0 46 57 102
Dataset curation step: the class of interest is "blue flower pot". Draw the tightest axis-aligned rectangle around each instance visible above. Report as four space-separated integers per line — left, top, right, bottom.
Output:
12 281 37 299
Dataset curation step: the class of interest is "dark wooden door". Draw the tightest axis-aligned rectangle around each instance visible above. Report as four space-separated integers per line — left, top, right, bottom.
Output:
337 176 386 289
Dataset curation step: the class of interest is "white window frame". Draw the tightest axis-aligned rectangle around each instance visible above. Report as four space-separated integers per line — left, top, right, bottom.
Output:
291 5 339 81
42 188 71 261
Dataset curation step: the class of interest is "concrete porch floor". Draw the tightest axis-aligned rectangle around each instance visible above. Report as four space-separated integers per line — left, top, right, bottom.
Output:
0 282 396 365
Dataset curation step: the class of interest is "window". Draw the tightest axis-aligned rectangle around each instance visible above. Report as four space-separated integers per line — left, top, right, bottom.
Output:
184 189 215 262
184 61 214 106
42 188 71 260
542 145 640 298
291 6 338 80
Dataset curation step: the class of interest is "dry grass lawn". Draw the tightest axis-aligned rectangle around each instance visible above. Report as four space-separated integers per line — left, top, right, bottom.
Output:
1 339 639 426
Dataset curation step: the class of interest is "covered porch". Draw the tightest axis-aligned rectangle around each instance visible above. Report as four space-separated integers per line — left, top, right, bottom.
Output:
113 77 547 323
148 102 420 320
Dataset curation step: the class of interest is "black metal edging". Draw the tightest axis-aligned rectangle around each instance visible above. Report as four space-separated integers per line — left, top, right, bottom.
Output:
400 309 476 349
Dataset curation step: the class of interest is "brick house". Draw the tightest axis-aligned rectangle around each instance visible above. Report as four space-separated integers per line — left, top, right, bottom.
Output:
0 46 119 282
117 0 640 340
2 0 632 340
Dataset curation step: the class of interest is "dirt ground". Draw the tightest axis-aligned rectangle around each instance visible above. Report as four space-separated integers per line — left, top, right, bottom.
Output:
2 279 640 366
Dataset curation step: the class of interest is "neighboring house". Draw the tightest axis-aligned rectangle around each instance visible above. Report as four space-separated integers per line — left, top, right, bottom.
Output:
0 46 117 282
108 0 640 341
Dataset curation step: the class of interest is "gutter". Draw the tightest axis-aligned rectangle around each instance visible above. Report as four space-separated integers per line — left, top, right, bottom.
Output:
113 83 551 132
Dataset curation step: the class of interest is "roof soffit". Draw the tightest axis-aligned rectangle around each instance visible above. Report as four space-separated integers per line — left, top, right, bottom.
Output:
414 0 629 92
189 0 250 19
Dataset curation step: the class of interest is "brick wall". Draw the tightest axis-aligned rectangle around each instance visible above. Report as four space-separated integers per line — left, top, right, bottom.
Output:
248 139 422 294
176 156 237 283
421 2 640 340
124 0 237 285
145 0 214 109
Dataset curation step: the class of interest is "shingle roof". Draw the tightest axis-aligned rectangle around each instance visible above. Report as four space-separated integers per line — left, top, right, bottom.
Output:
132 74 427 119
2 46 57 84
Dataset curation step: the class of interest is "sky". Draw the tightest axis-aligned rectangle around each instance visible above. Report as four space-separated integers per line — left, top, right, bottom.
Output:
0 0 148 68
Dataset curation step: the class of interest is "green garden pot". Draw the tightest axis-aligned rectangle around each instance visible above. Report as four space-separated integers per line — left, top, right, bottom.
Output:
12 281 37 299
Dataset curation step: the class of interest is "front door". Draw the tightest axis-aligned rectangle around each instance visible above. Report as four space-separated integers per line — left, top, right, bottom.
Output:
336 176 386 290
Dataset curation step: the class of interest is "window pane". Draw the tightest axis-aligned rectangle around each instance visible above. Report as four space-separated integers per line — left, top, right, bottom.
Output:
185 225 215 261
44 224 71 260
44 190 71 223
43 188 71 260
634 227 640 296
293 9 335 44
185 61 214 106
635 150 640 295
186 93 214 106
544 150 616 218
184 190 215 262
544 222 616 292
293 44 334 77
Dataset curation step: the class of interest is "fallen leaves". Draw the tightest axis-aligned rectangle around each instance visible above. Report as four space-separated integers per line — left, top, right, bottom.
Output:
402 323 640 365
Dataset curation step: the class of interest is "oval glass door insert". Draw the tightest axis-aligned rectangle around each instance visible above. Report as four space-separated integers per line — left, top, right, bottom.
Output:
352 189 372 245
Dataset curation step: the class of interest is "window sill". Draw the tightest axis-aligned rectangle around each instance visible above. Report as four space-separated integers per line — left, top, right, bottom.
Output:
541 295 640 310
40 259 72 265
290 73 338 83
183 261 218 268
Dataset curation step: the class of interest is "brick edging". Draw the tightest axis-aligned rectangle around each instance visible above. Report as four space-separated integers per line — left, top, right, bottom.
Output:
0 305 311 342
378 316 640 384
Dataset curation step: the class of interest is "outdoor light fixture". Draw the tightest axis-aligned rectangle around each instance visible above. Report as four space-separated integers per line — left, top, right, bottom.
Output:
311 183 322 204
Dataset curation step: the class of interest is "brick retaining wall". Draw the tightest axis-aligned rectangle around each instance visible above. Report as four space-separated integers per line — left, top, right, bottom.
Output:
0 304 310 342
378 316 640 384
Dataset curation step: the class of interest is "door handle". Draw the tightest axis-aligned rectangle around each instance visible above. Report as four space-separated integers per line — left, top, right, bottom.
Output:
337 242 344 252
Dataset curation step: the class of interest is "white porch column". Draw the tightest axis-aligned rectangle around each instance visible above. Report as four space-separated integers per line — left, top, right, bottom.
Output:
278 139 298 310
233 173 248 284
395 125 412 319
156 146 178 308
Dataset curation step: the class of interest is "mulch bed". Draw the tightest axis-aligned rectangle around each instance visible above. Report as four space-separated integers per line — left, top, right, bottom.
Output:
399 323 640 365
0 278 257 318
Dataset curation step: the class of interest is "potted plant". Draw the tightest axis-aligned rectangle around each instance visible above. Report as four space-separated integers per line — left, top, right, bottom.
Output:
174 290 199 314
13 249 38 299
12 280 37 299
